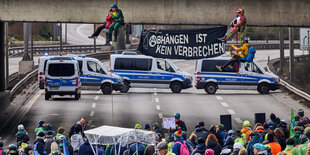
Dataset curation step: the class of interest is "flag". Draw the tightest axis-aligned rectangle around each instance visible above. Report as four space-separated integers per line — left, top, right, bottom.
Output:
62 137 70 155
290 108 296 137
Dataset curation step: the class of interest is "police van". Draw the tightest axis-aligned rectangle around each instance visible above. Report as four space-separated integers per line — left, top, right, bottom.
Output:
110 52 192 93
45 58 81 100
194 57 280 94
76 55 123 94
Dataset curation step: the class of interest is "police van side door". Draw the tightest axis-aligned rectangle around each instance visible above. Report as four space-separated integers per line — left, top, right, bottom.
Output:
85 60 106 86
132 58 154 87
154 59 174 88
241 62 263 89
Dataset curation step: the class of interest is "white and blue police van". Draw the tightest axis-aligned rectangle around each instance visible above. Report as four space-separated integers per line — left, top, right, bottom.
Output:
44 57 81 100
194 57 280 94
110 51 192 93
75 55 124 94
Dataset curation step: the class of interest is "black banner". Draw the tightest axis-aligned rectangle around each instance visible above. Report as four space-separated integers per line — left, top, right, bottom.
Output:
137 26 227 60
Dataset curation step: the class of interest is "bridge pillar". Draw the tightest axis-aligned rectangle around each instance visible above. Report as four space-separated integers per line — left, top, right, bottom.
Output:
112 25 126 51
289 27 294 81
279 27 284 73
0 21 10 109
19 23 34 74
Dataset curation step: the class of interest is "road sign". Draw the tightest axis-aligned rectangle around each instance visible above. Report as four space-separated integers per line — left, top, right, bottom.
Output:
300 28 310 50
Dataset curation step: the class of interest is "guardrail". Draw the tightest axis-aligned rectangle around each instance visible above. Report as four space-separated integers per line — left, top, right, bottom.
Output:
267 56 310 102
10 68 38 98
8 44 107 57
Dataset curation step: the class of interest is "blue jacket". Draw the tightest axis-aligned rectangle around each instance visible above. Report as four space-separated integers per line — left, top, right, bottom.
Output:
78 140 94 155
129 142 145 155
0 148 6 155
172 137 191 155
110 143 127 155
219 131 227 147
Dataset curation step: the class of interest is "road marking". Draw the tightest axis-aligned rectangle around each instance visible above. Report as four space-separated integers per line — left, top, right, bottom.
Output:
87 120 92 126
92 103 96 108
155 98 159 103
158 113 163 119
50 114 60 116
97 90 101 93
227 109 236 115
156 105 160 110
154 92 157 96
216 96 223 100
90 111 95 117
221 102 229 107
234 117 243 124
94 96 99 100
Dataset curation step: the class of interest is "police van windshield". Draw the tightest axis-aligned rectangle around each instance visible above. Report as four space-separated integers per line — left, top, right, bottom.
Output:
48 63 75 77
157 60 175 72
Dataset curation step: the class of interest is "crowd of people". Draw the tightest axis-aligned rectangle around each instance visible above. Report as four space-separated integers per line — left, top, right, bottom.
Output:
1 109 310 155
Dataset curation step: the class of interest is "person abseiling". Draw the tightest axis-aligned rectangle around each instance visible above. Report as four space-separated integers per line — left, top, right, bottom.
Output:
218 8 247 43
216 40 249 72
88 9 114 40
108 4 125 42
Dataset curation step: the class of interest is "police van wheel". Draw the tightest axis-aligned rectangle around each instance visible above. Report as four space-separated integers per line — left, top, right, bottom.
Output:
170 82 182 93
75 93 79 100
120 81 129 93
258 83 270 94
101 84 112 94
45 94 51 100
78 93 81 99
205 83 217 94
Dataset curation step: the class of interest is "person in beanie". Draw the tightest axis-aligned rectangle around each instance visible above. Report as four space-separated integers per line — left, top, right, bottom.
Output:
192 137 207 155
16 124 30 149
0 141 6 155
56 127 66 142
283 138 298 155
34 131 46 155
71 125 84 154
216 124 226 147
231 142 242 155
247 126 265 155
35 120 46 135
7 144 18 155
290 126 302 146
172 130 191 155
252 143 267 155
156 142 174 155
268 113 281 127
204 149 214 155
144 124 151 131
22 145 34 155
295 109 310 125
241 120 252 142
108 4 125 42
174 113 187 132
45 130 56 154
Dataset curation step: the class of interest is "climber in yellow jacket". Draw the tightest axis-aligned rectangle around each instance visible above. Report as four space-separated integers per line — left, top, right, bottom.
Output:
216 40 249 71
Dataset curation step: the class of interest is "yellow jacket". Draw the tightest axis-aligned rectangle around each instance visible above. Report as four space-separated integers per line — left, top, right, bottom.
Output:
231 43 249 58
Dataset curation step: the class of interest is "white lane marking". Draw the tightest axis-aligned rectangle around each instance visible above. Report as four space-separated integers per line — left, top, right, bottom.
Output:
90 111 95 117
94 96 99 100
50 114 60 116
154 92 157 96
87 120 92 126
216 96 223 100
158 113 163 119
234 117 243 124
97 90 101 93
156 105 160 110
92 103 96 108
221 102 229 107
227 109 236 115
155 98 159 103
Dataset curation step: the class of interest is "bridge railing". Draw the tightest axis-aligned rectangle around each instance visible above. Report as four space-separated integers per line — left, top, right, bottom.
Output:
8 44 107 56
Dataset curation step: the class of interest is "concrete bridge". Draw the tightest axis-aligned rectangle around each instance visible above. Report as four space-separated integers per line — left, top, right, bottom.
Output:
0 0 309 27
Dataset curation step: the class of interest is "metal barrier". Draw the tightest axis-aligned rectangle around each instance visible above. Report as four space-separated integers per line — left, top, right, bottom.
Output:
8 44 106 56
267 56 310 102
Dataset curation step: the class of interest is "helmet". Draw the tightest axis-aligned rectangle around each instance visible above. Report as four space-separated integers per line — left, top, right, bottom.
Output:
110 4 117 8
135 124 142 129
8 144 17 150
228 130 234 134
17 124 24 131
253 143 265 150
256 126 265 133
243 120 250 127
280 119 288 124
45 123 52 131
242 40 248 45
298 109 305 117
237 8 244 15
174 113 180 119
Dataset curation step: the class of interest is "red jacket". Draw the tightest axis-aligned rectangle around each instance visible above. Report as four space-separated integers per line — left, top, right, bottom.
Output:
105 14 113 28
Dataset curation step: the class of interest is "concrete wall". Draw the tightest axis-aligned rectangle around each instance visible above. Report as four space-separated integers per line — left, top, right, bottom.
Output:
0 0 309 26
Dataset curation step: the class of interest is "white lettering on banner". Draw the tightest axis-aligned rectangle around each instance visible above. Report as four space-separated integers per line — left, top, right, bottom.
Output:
156 45 172 55
149 34 189 47
196 33 208 43
214 43 218 54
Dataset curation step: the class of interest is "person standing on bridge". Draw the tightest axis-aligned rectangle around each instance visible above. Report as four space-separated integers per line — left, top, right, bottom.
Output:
108 4 125 42
216 40 249 72
88 10 114 40
218 8 247 43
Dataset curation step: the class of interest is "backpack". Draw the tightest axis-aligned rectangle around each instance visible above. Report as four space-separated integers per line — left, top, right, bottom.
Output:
176 141 190 155
245 46 256 62
0 150 3 155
